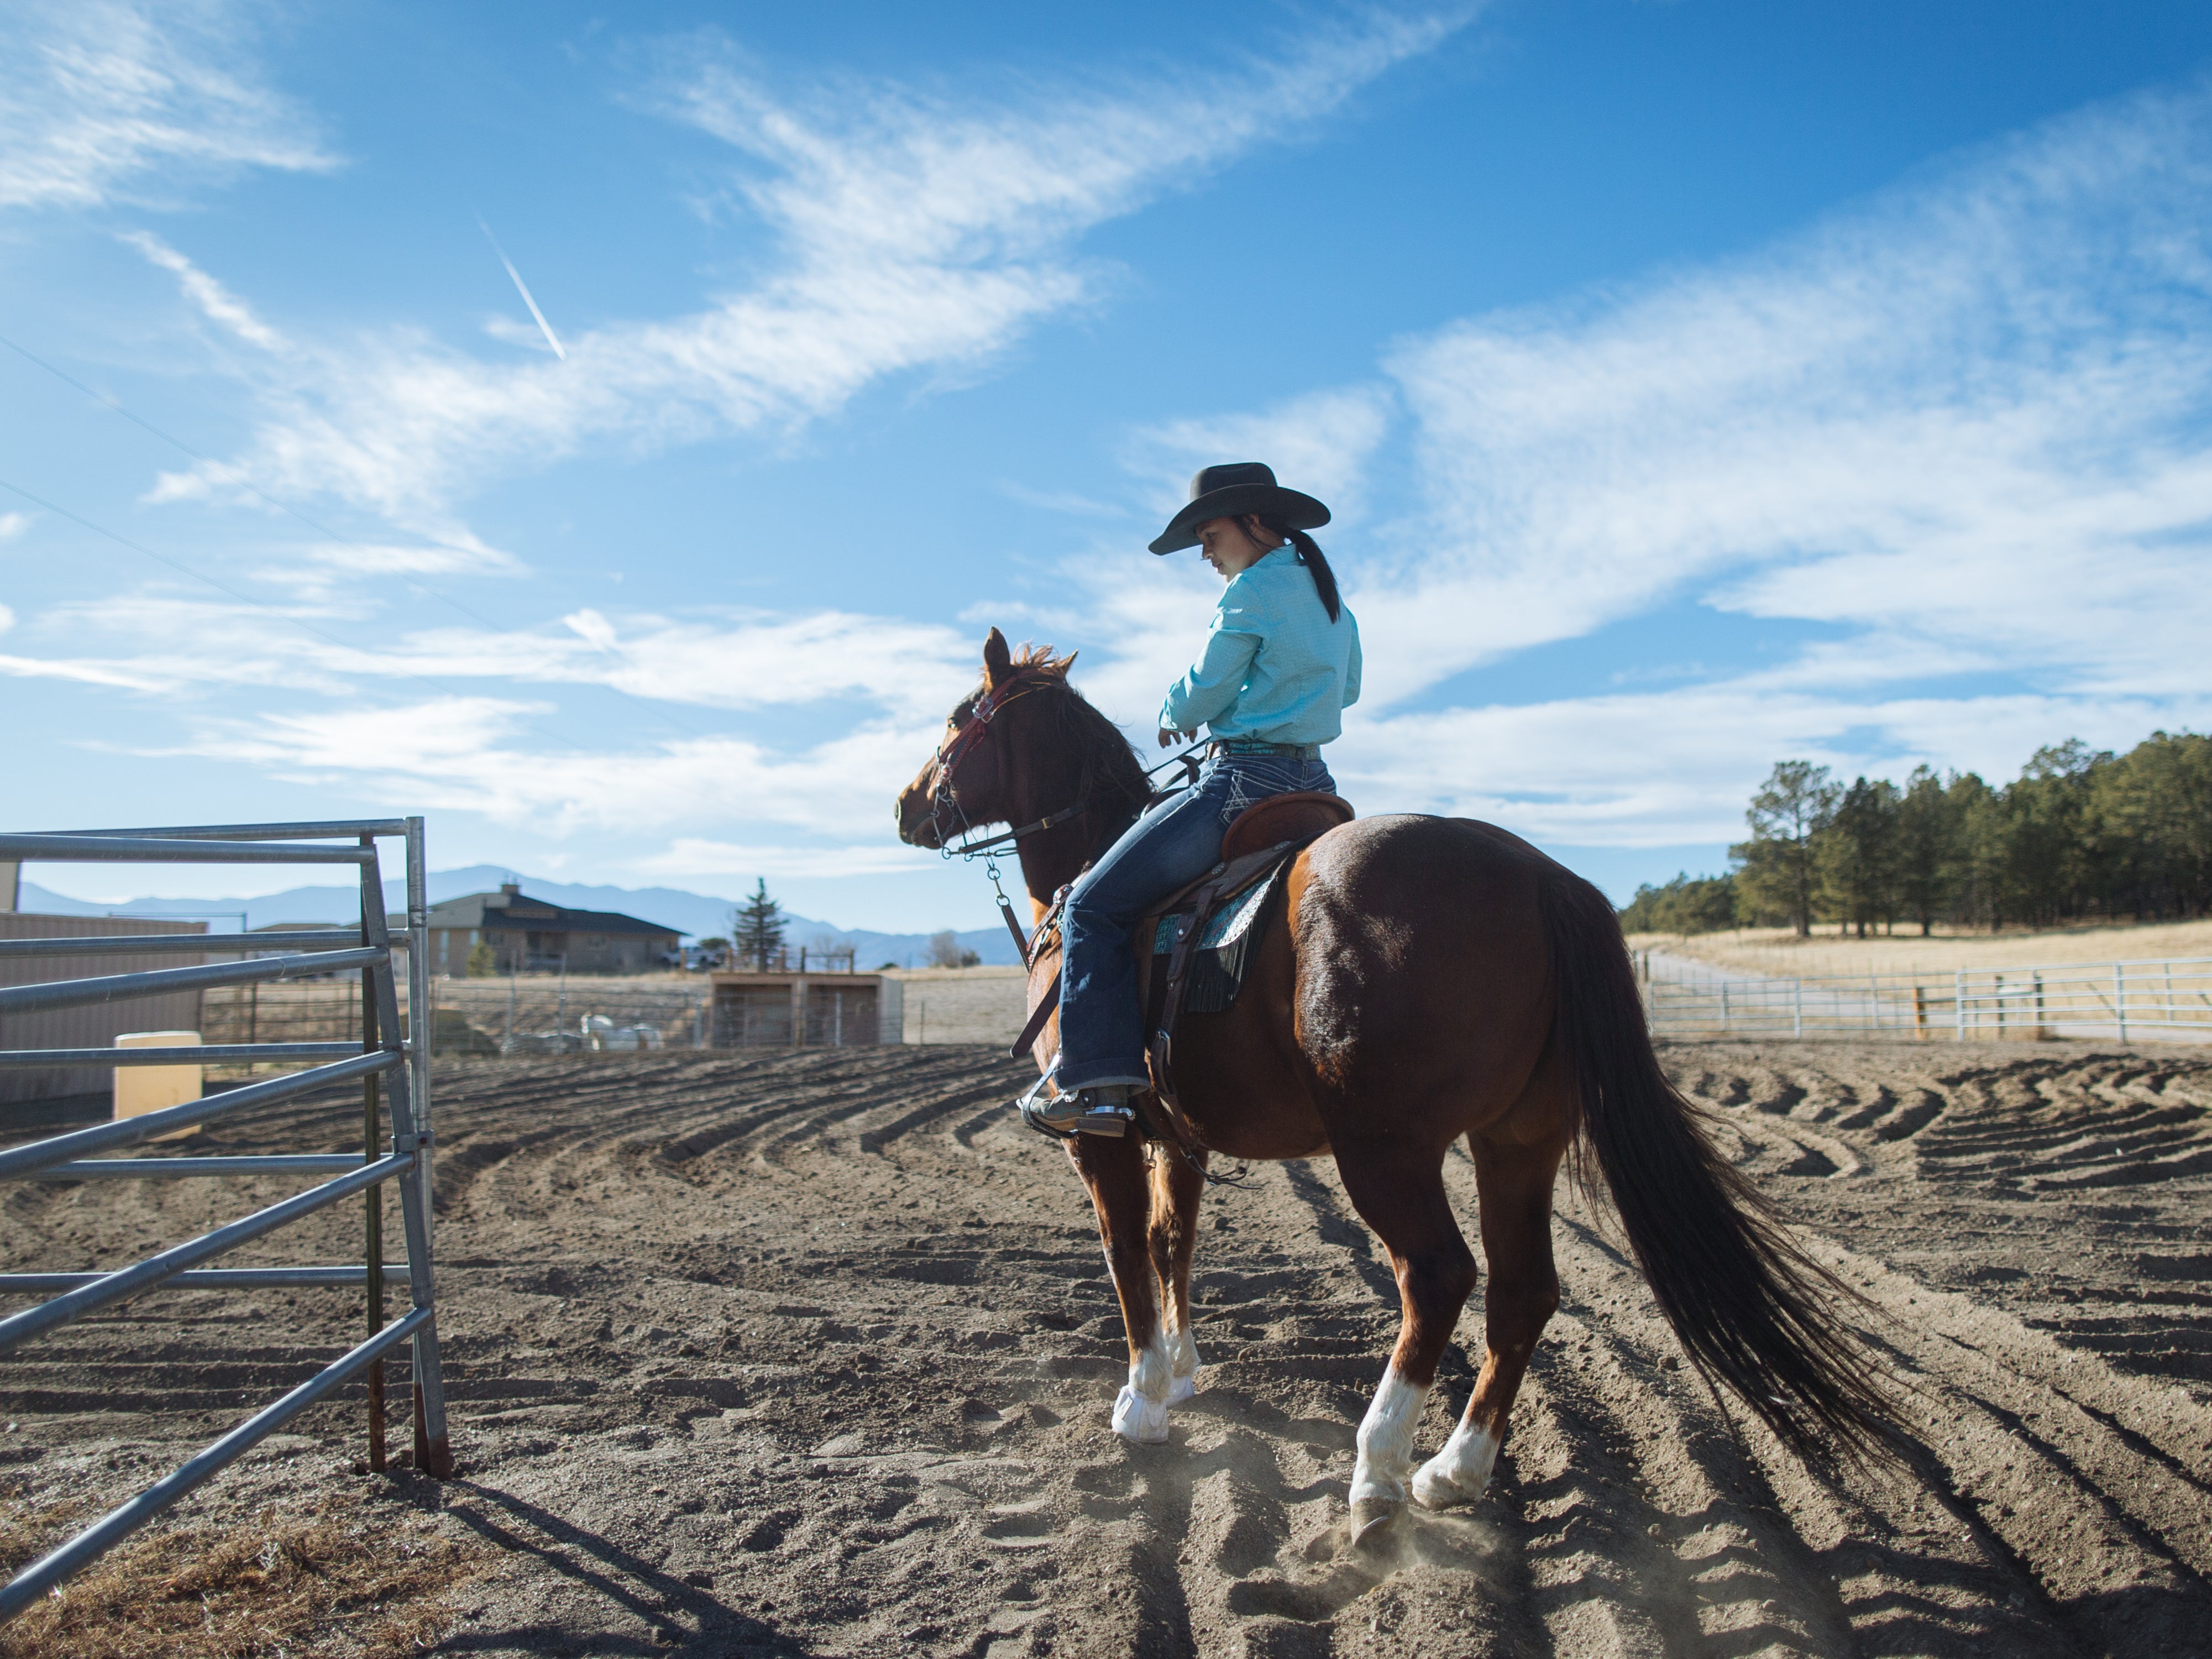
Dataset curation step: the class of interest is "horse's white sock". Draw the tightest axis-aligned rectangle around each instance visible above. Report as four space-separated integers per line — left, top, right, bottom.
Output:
1350 1366 1429 1506
1112 1330 1174 1444
1413 1414 1502 1510
1165 1320 1200 1405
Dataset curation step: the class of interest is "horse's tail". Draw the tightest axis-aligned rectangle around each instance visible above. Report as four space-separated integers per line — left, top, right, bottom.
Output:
1538 866 1900 1466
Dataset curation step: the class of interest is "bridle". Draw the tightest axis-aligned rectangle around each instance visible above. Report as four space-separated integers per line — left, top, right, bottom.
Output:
924 669 1191 964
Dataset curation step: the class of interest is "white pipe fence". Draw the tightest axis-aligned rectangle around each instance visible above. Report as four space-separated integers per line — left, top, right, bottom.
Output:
1637 950 2212 1043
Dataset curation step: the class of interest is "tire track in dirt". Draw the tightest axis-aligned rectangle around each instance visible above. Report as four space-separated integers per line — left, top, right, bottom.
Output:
2 1042 2208 1655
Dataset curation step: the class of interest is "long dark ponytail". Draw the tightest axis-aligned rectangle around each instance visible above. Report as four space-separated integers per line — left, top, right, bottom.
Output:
1247 514 1343 623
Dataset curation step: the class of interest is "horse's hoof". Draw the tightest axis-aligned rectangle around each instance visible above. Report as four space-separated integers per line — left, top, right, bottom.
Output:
1348 1498 1403 1548
1412 1424 1500 1510
1111 1384 1171 1445
1166 1373 1196 1407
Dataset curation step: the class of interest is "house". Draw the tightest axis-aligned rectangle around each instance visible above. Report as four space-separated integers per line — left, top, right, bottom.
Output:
411 883 682 976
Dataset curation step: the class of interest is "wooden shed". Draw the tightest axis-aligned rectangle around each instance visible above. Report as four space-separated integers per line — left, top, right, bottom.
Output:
709 971 900 1048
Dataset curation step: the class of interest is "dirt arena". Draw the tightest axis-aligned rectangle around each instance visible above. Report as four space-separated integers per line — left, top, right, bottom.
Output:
2 1039 2208 1657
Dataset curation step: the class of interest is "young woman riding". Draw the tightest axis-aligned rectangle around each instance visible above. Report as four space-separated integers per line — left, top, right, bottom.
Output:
1032 462 1362 1137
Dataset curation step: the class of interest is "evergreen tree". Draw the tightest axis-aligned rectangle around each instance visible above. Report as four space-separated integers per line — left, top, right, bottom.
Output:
1819 777 1901 938
1619 872 1738 935
1892 765 1957 936
1730 761 1838 937
732 880 786 971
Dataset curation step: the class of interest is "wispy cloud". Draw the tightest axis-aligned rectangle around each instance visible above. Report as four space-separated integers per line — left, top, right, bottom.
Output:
0 513 29 542
147 12 1467 529
1356 78 2212 714
0 1 333 211
119 228 286 349
22 593 984 719
1055 78 2212 850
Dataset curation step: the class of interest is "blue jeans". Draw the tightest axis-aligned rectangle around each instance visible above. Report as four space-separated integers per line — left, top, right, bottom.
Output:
1056 752 1335 1091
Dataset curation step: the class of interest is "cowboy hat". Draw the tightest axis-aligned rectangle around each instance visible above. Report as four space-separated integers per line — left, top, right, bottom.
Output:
1148 462 1330 555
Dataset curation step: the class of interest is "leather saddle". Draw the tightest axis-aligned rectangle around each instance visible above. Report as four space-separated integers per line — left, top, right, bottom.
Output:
1133 793 1352 1154
1013 792 1354 1159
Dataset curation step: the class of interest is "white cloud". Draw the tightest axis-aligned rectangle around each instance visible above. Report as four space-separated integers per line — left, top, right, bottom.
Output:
1356 79 2212 714
1124 384 1396 530
0 1 332 211
148 12 1465 527
163 694 947 841
1338 683 2212 848
0 604 13 635
28 592 986 720
119 229 285 349
1042 78 2212 852
0 513 29 542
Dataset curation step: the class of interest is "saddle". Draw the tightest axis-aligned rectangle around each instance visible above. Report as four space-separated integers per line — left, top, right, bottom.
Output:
1012 792 1354 1161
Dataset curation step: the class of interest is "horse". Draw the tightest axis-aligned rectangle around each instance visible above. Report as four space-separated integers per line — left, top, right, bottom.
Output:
895 629 1894 1538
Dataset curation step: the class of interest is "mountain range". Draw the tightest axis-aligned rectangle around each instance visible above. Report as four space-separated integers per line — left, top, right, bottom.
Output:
17 866 1024 969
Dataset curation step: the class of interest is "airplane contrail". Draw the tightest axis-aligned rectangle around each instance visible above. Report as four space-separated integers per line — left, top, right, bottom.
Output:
477 215 565 361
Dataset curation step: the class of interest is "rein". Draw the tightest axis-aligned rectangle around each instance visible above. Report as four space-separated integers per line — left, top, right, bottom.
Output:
927 673 1193 963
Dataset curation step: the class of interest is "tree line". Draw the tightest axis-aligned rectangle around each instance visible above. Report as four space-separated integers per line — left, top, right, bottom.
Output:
1619 730 2212 938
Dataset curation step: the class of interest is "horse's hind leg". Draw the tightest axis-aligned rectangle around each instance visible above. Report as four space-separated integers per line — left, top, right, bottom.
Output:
1070 1137 1174 1443
1331 1144 1478 1531
1414 1127 1567 1509
1147 1148 1205 1405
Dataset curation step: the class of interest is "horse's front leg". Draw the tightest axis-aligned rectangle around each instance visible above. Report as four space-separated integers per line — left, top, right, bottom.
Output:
1147 1147 1205 1405
1070 1136 1173 1444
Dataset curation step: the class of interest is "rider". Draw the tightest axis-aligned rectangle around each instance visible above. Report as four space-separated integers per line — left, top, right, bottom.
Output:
1034 462 1361 1137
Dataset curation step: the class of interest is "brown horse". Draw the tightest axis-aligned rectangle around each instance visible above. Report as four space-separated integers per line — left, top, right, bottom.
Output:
896 629 1894 1536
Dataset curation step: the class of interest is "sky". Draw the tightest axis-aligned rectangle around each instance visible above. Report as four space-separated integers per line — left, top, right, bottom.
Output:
5 0 2212 932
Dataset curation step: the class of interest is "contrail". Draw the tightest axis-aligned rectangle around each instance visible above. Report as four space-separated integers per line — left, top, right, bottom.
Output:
477 215 565 360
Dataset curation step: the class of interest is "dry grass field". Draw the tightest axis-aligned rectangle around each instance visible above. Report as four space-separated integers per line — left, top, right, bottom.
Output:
0 1039 2207 1656
1628 916 2212 980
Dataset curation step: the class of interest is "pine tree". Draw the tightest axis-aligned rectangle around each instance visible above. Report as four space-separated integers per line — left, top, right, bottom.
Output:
1819 777 1901 938
1730 761 1839 937
732 880 786 971
1893 766 1957 936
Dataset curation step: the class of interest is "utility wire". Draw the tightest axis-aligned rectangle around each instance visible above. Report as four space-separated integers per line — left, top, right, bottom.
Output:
0 328 724 744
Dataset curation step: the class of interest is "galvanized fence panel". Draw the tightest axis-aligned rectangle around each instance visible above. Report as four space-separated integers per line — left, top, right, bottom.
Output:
1637 949 2212 1043
0 818 453 1624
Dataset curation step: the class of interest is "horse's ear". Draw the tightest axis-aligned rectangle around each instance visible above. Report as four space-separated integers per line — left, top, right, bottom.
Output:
983 627 1013 687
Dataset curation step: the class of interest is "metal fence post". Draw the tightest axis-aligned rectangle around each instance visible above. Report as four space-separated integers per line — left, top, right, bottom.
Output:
2115 963 2127 1043
1956 968 1967 1040
360 934 386 1474
357 842 453 1478
1792 976 1802 1039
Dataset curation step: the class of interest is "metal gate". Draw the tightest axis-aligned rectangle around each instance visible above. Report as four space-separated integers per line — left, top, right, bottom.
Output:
0 818 451 1622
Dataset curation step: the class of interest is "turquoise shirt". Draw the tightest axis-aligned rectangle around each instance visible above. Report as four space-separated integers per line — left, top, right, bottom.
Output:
1159 547 1361 744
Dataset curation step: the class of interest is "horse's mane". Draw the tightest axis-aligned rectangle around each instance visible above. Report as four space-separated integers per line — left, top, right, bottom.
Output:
965 644 1152 815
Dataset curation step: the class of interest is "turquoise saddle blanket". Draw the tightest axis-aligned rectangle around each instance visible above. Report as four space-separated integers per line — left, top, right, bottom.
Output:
1149 861 1289 1015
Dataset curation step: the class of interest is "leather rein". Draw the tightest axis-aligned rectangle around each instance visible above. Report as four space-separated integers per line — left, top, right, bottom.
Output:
927 671 1188 965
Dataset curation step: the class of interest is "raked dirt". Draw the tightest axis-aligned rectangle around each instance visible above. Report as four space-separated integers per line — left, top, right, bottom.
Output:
1 1039 2208 1657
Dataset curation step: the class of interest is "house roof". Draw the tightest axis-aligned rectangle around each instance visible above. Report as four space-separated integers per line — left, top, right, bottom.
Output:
417 889 682 939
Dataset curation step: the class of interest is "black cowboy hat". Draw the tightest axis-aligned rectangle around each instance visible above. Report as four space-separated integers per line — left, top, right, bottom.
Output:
1148 462 1330 555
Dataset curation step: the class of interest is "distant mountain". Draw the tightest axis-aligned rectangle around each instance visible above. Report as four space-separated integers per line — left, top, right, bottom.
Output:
18 867 1023 967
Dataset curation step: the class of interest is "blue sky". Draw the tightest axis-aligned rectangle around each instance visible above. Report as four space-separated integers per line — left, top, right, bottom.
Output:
6 1 2212 931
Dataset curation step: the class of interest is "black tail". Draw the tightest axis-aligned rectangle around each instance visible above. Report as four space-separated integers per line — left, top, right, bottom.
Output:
1539 867 1900 1465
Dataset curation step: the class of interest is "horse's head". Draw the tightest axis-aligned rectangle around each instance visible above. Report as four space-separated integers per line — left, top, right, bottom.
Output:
895 627 1076 850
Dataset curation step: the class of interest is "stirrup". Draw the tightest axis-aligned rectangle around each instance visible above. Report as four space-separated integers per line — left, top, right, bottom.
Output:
1018 1083 1133 1140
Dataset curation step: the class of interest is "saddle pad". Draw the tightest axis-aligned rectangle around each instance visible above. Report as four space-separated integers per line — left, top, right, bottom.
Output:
1152 865 1277 956
1151 860 1290 1016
